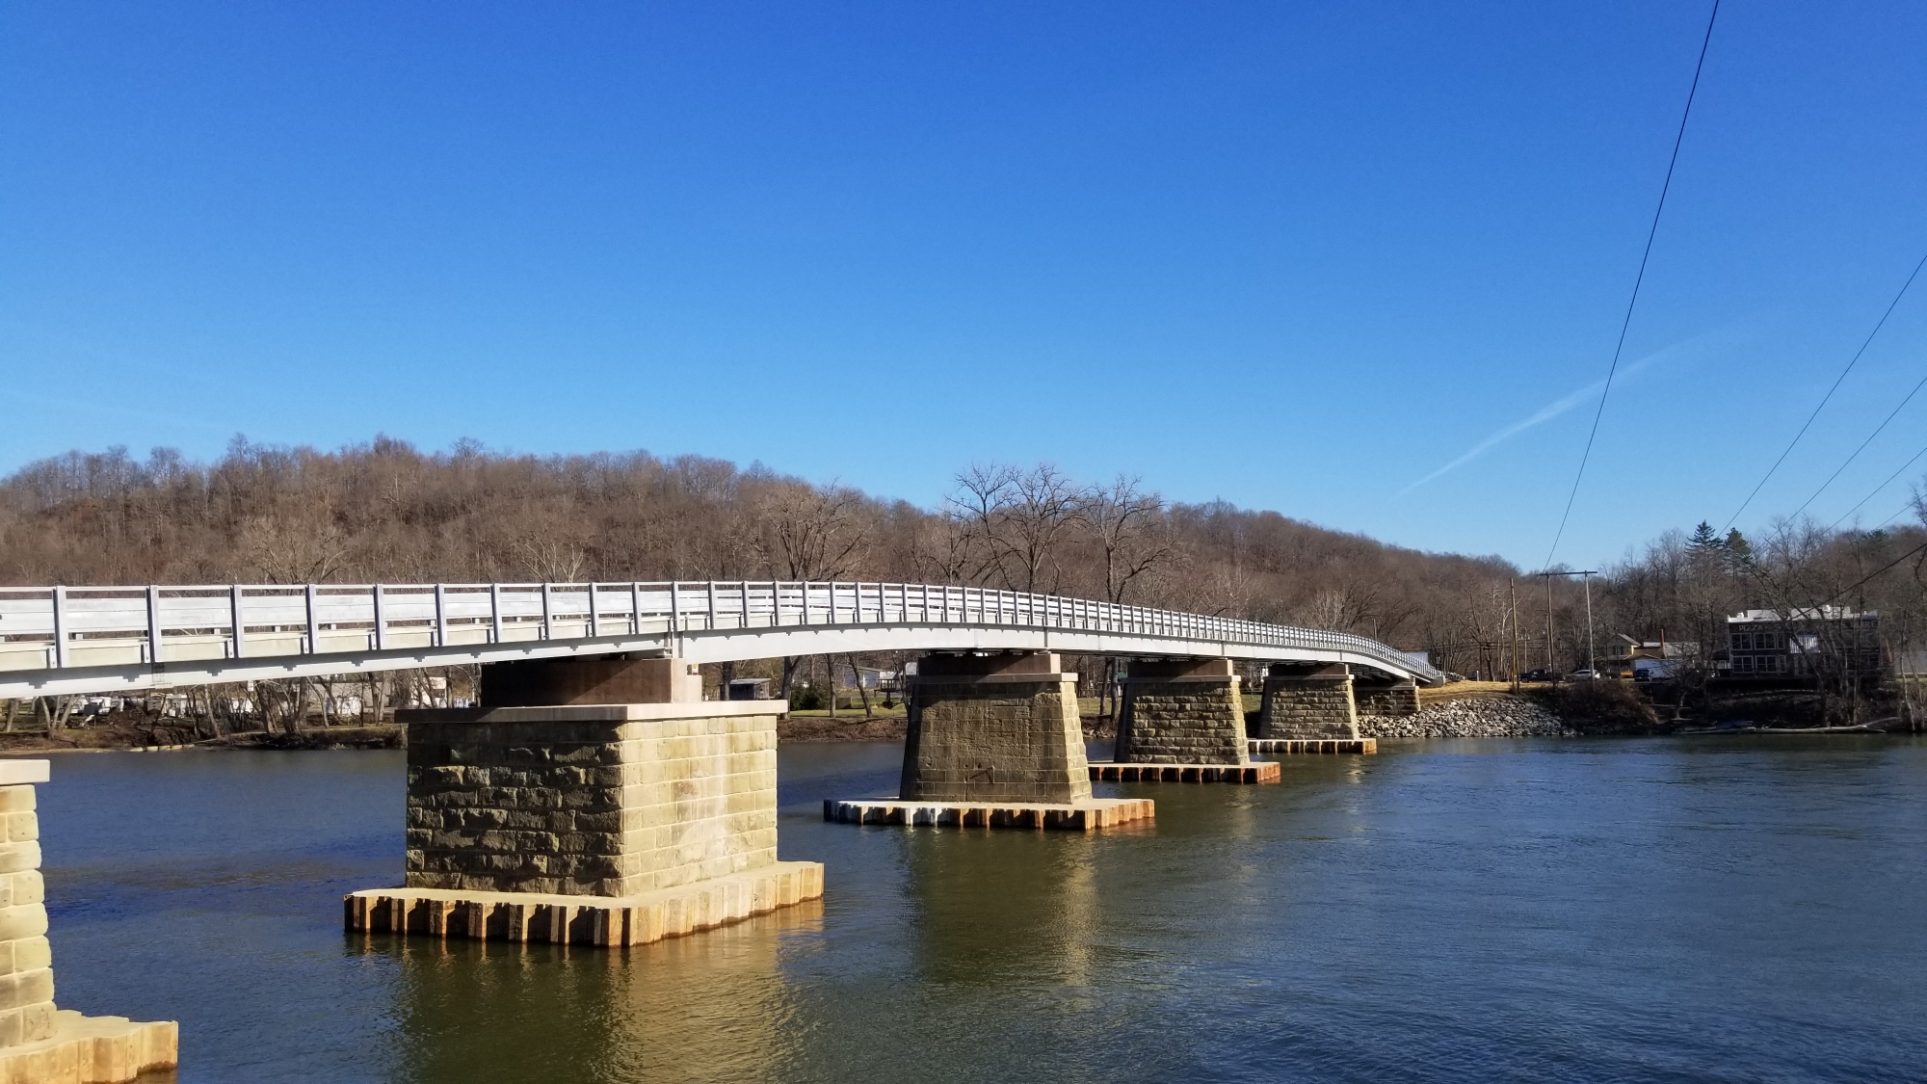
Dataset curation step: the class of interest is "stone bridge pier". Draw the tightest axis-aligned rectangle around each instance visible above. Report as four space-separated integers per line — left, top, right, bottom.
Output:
1249 663 1377 755
1089 659 1279 783
0 761 176 1083
1353 673 1420 717
346 655 824 947
826 651 1153 830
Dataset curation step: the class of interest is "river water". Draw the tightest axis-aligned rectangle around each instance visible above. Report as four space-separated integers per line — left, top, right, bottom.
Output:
37 737 1927 1083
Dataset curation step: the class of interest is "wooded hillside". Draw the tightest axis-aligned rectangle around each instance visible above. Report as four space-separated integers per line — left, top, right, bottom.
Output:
0 437 1520 673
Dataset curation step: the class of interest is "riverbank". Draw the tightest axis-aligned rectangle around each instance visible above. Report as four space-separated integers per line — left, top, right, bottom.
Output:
0 724 202 754
5 690 1910 753
0 724 403 754
1361 696 1575 739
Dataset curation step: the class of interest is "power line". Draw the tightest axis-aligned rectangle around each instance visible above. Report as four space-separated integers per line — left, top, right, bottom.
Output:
1818 538 1927 608
1725 249 1927 530
1829 439 1927 529
1876 501 1918 530
1544 0 1721 569
1790 365 1927 519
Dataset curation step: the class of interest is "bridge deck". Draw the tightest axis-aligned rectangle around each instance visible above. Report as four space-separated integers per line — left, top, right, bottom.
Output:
0 580 1440 697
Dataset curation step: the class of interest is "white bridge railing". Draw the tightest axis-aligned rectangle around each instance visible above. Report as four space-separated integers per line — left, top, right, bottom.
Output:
0 581 1441 695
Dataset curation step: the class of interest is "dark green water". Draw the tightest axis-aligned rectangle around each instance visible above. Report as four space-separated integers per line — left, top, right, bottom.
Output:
38 737 1927 1082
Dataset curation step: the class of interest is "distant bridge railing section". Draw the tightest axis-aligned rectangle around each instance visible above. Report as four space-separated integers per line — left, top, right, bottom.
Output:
0 581 1442 692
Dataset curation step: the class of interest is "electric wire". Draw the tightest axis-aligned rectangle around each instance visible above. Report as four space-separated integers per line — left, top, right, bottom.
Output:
1829 439 1927 529
1817 538 1927 608
1789 366 1927 519
1544 0 1720 569
1724 249 1927 530
1876 501 1917 530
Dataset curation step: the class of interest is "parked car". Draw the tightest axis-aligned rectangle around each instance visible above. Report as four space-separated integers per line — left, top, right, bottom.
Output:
1568 668 1599 681
1519 668 1557 683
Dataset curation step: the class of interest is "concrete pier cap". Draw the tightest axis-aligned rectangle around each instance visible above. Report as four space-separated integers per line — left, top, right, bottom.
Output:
912 650 1064 680
1265 661 1351 680
1124 657 1235 681
479 654 700 706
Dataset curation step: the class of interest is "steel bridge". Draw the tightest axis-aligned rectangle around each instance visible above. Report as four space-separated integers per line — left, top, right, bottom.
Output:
0 580 1440 698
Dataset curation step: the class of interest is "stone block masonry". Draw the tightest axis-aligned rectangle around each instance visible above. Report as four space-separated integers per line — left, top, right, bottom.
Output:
358 696 824 951
1113 658 1250 765
833 651 1155 832
350 684 825 947
400 702 788 898
1353 677 1420 717
0 761 177 1084
0 777 52 1052
901 652 1092 804
1259 663 1360 740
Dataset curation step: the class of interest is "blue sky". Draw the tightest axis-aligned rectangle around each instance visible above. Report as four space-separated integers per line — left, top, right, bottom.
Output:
4 1 1926 570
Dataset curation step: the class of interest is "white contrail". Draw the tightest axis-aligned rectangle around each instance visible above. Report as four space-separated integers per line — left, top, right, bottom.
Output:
1399 329 1737 495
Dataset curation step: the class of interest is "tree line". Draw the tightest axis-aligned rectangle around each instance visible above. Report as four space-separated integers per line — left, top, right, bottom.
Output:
0 436 1921 729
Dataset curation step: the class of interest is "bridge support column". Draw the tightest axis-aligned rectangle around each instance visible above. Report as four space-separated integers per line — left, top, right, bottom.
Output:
1087 660 1279 783
0 761 177 1084
1258 663 1360 740
1353 674 1420 717
346 655 825 946
826 652 1153 829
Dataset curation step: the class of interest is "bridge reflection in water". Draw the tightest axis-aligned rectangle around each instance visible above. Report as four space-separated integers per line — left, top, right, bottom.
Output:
384 901 826 1083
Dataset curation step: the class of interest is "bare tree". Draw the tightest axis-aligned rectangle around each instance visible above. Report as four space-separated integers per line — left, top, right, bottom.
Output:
237 510 348 583
515 536 588 582
1082 475 1175 605
753 482 868 581
751 481 871 695
1080 475 1176 714
909 511 979 584
948 463 1084 593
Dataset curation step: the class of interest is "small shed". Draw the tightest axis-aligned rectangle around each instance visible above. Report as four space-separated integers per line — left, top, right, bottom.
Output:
724 678 773 701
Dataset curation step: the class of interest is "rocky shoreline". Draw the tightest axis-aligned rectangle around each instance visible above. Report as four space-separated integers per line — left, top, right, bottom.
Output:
1361 696 1575 740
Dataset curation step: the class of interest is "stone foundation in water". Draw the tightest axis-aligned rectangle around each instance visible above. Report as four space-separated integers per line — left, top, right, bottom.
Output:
825 797 1153 831
1087 761 1281 783
346 861 824 946
1247 738 1378 755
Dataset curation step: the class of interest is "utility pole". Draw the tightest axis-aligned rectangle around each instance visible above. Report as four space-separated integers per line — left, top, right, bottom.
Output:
1534 569 1601 675
1582 570 1595 676
1509 579 1521 689
1544 573 1554 670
